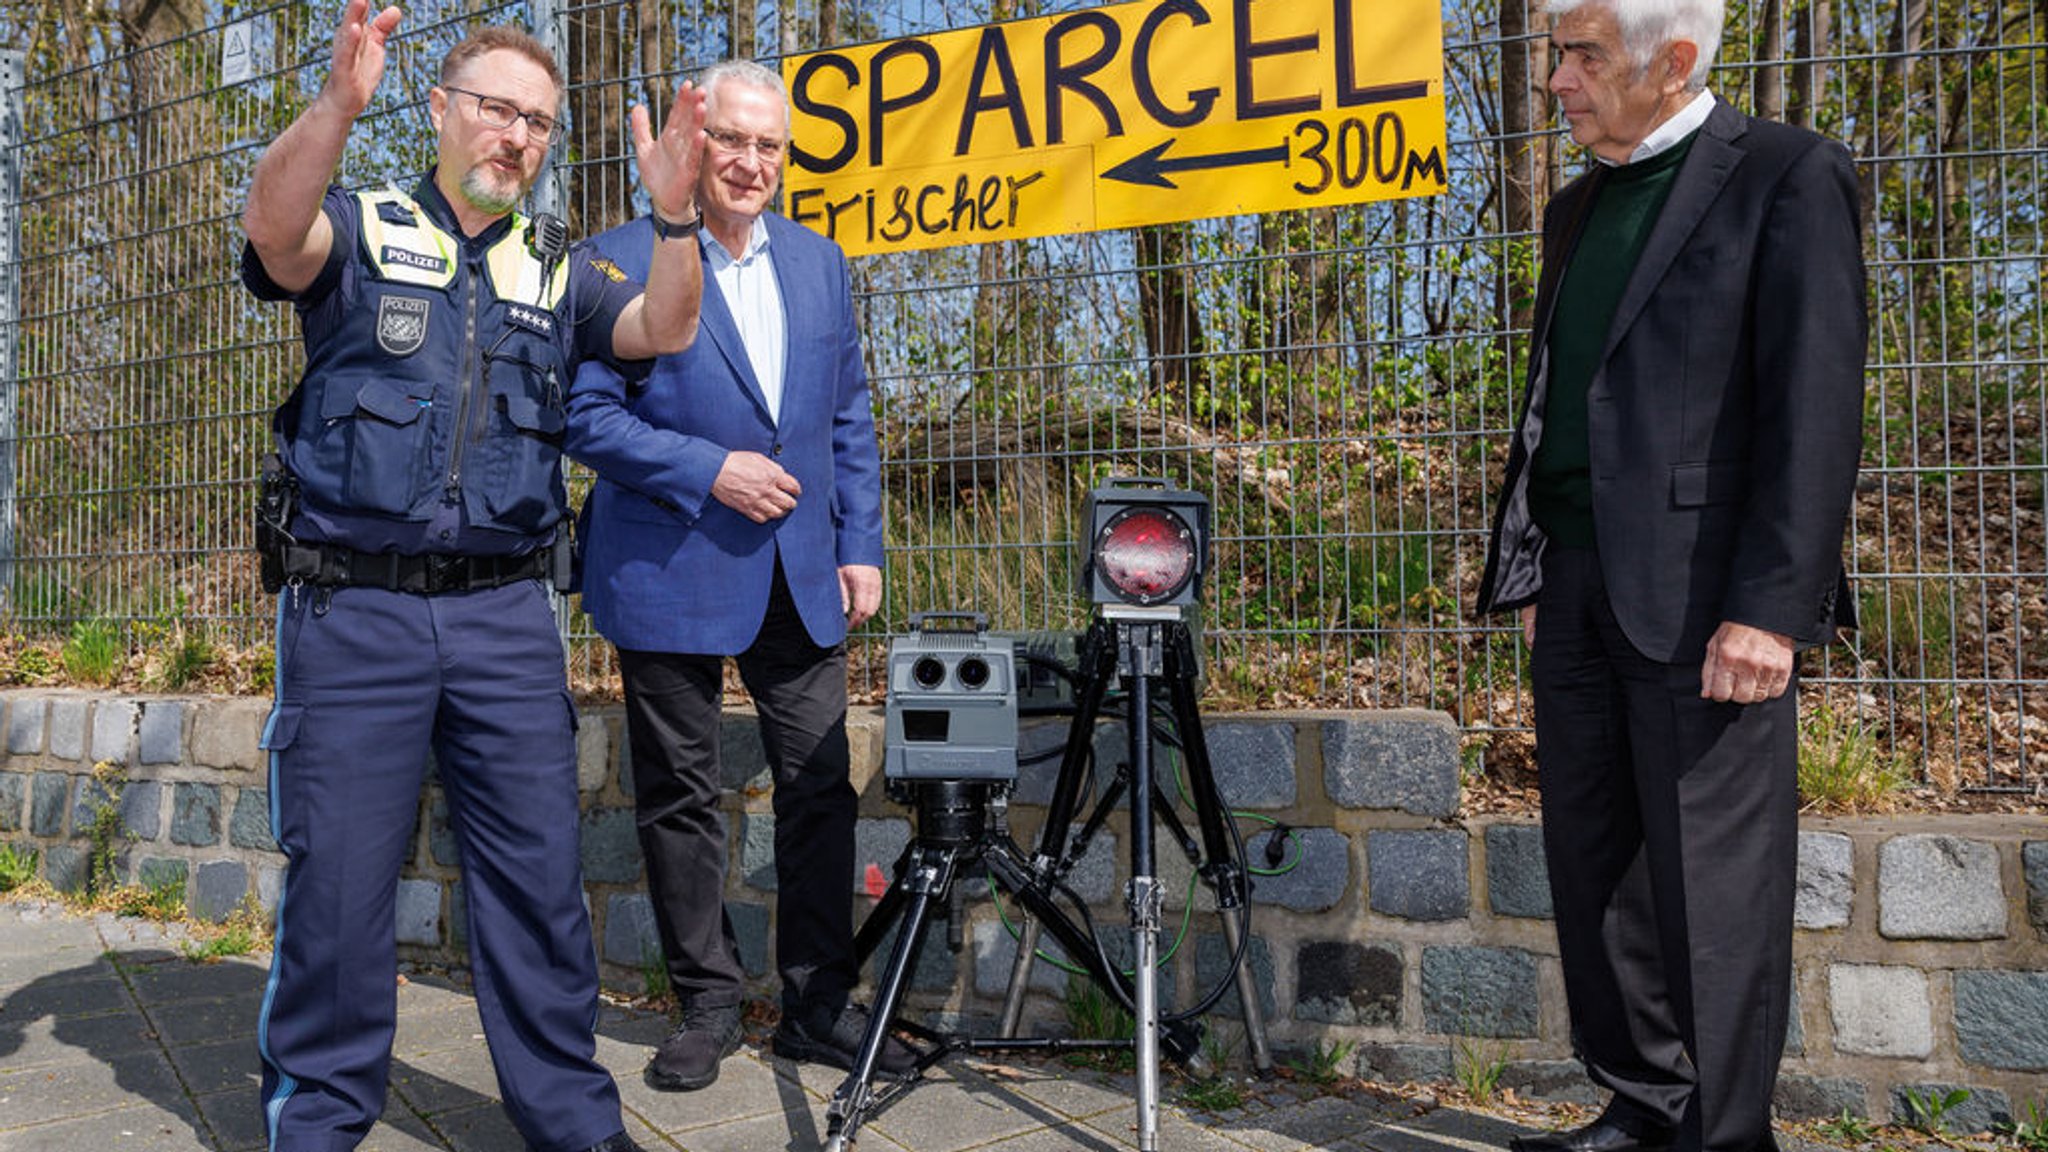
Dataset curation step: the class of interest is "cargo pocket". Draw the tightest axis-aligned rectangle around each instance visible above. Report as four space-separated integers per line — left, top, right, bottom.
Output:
476 382 567 533
302 378 435 519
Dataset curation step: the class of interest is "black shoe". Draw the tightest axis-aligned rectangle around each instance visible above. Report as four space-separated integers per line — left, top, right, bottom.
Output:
1509 1116 1675 1152
772 1002 917 1077
644 1003 743 1092
581 1134 646 1152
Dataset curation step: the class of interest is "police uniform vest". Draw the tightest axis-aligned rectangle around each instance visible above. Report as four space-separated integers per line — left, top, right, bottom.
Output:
276 186 574 547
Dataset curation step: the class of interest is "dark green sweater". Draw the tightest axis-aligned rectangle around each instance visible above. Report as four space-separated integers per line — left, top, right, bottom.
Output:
1528 132 1698 548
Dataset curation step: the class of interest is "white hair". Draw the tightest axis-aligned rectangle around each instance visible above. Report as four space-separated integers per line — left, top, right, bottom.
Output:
1546 0 1725 91
700 59 790 128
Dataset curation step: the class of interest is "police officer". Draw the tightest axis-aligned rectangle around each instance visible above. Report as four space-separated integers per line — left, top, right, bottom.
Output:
239 4 706 1151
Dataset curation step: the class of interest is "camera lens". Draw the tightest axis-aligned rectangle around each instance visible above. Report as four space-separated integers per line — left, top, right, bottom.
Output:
957 656 990 689
911 656 947 689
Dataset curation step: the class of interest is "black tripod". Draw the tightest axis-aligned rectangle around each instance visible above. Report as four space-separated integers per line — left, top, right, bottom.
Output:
821 612 1273 1152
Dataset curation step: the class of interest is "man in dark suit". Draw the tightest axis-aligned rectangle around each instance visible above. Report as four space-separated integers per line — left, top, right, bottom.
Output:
1476 2 1865 1152
566 59 899 1091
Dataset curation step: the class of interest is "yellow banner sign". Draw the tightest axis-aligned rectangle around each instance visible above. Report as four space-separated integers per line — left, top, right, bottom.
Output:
782 0 1447 257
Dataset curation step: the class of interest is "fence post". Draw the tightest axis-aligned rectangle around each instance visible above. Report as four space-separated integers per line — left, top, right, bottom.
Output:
0 51 22 615
532 0 562 223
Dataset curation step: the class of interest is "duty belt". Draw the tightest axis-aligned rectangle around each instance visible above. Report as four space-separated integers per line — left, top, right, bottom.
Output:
273 543 549 594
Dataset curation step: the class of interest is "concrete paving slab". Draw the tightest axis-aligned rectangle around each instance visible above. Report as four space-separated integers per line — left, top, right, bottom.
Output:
1 1007 164 1072
0 1099 208 1152
1362 1108 1541 1152
0 1049 185 1129
1002 1064 1140 1120
165 1036 260 1098
190 1086 264 1151
862 1064 1055 1152
0 971 130 1021
390 1003 486 1061
385 1049 508 1119
611 1044 791 1133
126 958 267 1007
1078 1106 1266 1150
147 996 257 1047
423 1099 526 1152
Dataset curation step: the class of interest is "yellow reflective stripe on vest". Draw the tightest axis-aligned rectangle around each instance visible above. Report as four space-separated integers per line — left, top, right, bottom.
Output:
485 216 568 310
356 189 457 288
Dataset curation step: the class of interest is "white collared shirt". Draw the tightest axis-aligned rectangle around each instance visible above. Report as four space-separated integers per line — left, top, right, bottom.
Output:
703 216 787 423
1602 89 1717 167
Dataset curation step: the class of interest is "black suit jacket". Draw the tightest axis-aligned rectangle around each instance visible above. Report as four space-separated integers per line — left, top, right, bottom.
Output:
1476 100 1867 664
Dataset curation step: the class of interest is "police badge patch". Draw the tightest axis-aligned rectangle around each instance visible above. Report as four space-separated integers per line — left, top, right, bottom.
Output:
377 295 431 356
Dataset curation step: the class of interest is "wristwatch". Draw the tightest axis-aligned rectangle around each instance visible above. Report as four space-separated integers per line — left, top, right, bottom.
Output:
651 207 703 241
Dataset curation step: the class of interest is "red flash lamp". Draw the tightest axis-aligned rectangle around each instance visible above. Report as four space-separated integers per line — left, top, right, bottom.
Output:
1078 477 1210 607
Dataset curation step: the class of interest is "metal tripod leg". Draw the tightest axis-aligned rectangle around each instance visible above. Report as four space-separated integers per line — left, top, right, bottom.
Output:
824 842 954 1152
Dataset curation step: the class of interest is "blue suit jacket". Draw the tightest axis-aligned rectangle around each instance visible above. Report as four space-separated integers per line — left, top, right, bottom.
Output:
565 213 884 654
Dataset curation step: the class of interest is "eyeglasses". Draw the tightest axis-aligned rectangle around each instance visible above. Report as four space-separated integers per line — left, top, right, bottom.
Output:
443 85 566 145
704 127 786 162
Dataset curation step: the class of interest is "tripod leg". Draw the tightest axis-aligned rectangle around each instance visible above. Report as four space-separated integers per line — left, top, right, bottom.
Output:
1123 626 1164 1152
1163 621 1276 1074
824 844 952 1152
997 915 1042 1037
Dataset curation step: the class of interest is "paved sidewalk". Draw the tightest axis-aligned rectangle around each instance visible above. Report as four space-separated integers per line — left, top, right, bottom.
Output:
1 898 1538 1152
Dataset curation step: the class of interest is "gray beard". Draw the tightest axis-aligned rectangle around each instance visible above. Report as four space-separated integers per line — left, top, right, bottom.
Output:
460 166 522 216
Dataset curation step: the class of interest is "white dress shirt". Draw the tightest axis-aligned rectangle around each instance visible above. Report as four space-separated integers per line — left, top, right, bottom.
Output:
703 216 788 424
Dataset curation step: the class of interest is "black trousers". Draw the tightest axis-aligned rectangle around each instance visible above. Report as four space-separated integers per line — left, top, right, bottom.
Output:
619 567 858 1016
1531 548 1797 1152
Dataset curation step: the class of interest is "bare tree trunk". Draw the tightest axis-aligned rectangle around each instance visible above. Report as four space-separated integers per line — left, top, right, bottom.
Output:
818 0 839 46
780 0 800 55
1757 0 1786 120
1137 224 1208 400
1789 0 1830 131
1499 0 1550 333
567 5 632 235
731 0 756 59
640 0 667 118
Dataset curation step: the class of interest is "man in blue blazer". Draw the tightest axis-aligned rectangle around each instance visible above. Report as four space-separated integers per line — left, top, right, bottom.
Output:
566 59 894 1092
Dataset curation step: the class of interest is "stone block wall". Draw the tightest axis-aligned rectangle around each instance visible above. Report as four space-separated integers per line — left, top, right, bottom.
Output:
2 688 2043 1125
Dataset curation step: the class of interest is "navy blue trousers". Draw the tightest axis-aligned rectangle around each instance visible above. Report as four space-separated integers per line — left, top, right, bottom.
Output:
258 581 620 1152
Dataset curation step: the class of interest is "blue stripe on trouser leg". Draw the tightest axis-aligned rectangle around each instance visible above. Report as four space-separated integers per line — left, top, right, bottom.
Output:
429 581 620 1152
256 581 621 1152
258 586 438 1149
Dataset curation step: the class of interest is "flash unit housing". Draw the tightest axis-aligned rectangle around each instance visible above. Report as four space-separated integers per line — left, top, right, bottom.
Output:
1077 476 1211 607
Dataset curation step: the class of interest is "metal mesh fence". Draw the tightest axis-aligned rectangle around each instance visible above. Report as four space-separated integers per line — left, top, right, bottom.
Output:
0 0 2041 791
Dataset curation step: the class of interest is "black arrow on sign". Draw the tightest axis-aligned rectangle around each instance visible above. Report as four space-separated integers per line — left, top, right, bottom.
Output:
1102 138 1290 189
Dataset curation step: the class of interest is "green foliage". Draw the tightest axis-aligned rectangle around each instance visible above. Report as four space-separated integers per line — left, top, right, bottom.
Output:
1996 1100 2048 1151
1797 704 1909 813
1179 1075 1247 1112
61 619 125 687
641 940 671 1001
81 760 129 899
109 873 187 921
1285 1038 1356 1086
1815 1109 1878 1143
181 900 269 962
1900 1086 1971 1136
144 625 215 691
1453 1036 1509 1103
1060 977 1135 1071
10 644 58 683
0 843 40 892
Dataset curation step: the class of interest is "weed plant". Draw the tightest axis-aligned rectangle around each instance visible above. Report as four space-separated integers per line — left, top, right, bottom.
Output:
61 618 124 686
0 843 39 891
1798 703 1908 812
1454 1036 1509 1103
1285 1038 1356 1086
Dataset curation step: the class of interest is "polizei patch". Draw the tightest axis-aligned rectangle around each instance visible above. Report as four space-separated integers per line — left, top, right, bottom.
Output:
376 295 431 356
380 245 447 276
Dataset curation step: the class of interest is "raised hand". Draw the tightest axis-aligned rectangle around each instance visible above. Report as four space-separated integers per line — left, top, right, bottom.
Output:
321 0 403 120
630 80 709 222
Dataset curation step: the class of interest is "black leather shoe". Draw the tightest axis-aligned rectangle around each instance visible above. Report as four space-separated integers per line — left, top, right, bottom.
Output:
644 1003 743 1092
581 1133 646 1152
772 1002 917 1077
1508 1117 1674 1152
